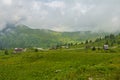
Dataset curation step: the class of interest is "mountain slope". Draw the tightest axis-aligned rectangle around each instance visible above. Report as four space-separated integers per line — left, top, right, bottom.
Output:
0 24 108 49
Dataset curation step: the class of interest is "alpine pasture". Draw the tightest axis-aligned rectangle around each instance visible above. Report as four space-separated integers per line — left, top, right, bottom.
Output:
0 48 120 80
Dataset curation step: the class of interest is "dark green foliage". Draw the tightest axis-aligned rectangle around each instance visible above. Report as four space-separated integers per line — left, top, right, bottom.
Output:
81 42 84 44
85 40 89 44
109 34 115 39
92 46 96 51
105 40 109 45
110 41 114 46
4 49 9 55
117 40 120 44
105 35 110 39
95 38 101 42
35 49 38 52
89 40 92 43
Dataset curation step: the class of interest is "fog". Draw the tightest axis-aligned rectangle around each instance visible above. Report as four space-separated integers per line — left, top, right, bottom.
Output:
0 0 120 32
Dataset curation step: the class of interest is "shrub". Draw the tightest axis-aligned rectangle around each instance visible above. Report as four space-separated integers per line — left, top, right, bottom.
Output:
92 46 96 51
4 49 9 55
35 49 38 52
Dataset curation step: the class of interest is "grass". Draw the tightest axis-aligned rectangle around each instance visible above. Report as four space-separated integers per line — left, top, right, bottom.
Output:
0 49 120 80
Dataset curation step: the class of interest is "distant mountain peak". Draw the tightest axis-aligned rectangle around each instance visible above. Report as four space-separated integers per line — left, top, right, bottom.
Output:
1 23 15 33
16 24 30 29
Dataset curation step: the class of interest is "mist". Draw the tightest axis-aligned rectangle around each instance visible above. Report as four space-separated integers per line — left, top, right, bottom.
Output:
0 0 120 32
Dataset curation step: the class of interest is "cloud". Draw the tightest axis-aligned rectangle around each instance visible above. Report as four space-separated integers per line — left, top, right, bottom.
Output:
45 1 66 9
0 0 120 32
2 0 12 5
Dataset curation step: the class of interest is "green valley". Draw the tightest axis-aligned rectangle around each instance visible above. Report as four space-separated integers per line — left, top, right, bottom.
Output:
0 24 108 49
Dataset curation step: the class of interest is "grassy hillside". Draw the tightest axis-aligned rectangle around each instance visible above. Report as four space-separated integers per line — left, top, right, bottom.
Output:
0 24 108 49
82 34 120 49
0 49 120 80
0 33 120 80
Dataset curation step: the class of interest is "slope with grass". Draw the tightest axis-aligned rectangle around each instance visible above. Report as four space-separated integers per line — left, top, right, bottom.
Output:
0 23 108 49
0 49 120 80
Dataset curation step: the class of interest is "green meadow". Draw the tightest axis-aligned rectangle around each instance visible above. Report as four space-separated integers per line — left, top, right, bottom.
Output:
0 49 120 80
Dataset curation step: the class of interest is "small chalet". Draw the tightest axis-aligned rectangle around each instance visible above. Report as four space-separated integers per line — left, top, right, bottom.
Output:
103 45 109 50
13 48 26 53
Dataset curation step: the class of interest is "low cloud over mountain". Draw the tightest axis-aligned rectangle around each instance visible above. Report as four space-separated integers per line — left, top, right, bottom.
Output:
0 0 120 32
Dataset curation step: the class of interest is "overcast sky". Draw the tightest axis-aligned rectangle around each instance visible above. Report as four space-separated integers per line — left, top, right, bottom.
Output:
0 0 120 32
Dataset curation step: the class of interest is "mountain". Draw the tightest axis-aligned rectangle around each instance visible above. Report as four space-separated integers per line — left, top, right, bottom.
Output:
0 24 108 49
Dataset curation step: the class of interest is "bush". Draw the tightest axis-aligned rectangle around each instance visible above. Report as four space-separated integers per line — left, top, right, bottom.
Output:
4 49 9 55
92 46 96 51
35 49 38 52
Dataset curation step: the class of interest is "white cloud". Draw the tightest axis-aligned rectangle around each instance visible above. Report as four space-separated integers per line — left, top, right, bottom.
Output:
0 0 120 32
0 22 6 30
32 1 41 11
73 2 94 15
45 1 66 9
2 0 12 5
51 25 70 32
